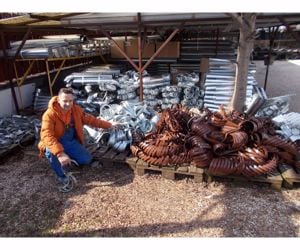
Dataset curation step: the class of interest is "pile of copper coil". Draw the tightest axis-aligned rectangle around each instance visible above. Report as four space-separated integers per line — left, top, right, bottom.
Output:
130 104 300 178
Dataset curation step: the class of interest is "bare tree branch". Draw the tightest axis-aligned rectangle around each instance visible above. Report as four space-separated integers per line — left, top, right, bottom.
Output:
226 13 243 28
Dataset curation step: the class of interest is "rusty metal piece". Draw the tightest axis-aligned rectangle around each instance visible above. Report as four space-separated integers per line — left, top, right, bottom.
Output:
226 131 248 149
262 134 299 155
241 154 278 177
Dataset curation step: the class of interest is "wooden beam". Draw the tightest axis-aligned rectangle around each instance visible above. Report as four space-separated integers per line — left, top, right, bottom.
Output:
100 29 139 71
141 22 184 72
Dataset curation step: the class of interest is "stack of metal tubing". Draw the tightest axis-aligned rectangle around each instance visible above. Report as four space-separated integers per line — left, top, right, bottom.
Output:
203 58 257 112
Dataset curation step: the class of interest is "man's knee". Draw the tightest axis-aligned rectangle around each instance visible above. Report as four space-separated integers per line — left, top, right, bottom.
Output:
77 152 92 165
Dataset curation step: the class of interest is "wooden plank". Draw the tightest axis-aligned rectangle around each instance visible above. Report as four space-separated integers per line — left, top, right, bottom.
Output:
205 168 283 190
125 156 138 170
134 159 204 183
278 164 300 188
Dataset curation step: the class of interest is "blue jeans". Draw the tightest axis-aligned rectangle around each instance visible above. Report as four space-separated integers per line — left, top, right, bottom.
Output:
45 127 92 181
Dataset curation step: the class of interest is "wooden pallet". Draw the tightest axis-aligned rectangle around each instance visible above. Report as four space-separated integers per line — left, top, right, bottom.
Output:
204 169 283 190
135 159 204 183
278 163 300 188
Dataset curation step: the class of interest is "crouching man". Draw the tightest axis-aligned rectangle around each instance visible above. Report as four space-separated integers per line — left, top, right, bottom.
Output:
38 87 112 192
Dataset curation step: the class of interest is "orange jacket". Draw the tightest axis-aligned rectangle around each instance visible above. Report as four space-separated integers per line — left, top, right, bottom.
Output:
38 96 112 156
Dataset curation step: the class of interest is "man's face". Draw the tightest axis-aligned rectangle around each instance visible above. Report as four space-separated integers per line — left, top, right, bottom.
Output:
58 93 74 112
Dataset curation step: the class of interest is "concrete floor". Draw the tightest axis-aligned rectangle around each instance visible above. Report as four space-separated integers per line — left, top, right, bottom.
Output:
254 60 300 112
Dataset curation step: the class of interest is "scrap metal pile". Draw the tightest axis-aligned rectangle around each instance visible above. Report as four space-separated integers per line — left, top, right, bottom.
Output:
0 115 40 153
130 104 300 177
64 66 205 115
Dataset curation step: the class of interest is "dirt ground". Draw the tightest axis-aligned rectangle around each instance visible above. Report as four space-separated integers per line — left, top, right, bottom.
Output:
0 60 300 239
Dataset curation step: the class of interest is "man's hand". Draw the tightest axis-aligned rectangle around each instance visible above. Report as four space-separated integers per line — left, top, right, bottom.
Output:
57 152 71 166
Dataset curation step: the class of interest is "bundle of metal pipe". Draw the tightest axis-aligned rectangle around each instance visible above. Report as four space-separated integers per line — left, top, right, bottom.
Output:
141 74 171 108
272 112 300 142
0 48 53 58
180 40 236 62
9 38 81 49
2 37 110 59
203 58 257 112
181 86 204 109
116 73 139 101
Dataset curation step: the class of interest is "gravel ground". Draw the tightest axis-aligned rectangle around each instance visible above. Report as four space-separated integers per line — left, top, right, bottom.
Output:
1 60 300 238
0 145 300 238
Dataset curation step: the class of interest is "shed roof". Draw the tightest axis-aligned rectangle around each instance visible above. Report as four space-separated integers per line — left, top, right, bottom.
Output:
1 12 300 36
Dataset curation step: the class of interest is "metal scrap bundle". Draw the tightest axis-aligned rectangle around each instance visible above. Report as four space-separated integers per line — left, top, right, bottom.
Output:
131 105 300 177
0 115 40 151
141 74 171 108
160 86 181 109
116 71 139 102
84 101 159 152
255 95 292 118
174 72 204 109
273 112 300 142
203 58 256 112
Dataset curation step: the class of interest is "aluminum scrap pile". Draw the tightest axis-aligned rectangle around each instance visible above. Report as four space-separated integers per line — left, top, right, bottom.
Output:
0 115 40 151
142 73 171 108
203 58 256 112
273 112 300 142
0 37 110 59
160 86 181 109
64 66 123 114
255 95 292 118
176 72 204 109
84 101 159 152
116 70 140 102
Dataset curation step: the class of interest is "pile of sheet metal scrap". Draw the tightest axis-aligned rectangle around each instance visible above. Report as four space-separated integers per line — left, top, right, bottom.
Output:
0 115 40 156
273 112 300 142
130 104 300 177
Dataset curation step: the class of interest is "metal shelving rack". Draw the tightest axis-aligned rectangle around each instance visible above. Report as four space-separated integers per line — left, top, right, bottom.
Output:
13 53 107 96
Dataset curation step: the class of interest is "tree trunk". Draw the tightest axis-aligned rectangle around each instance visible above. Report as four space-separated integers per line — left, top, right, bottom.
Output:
229 13 256 113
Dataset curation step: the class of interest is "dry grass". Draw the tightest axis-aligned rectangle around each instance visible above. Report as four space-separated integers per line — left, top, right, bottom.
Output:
0 145 300 237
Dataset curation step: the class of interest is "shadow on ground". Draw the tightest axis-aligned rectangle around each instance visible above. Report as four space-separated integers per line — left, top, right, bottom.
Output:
0 145 299 237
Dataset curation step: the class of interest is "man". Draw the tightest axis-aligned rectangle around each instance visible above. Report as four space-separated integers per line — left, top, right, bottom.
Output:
38 87 112 192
